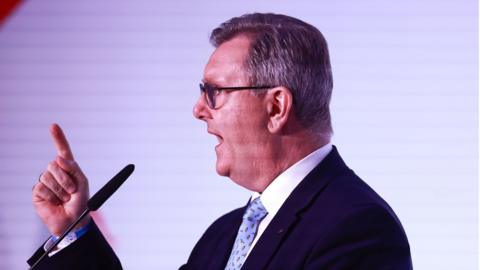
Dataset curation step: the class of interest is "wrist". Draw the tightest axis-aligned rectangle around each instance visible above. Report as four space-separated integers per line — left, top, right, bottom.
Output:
46 219 92 255
74 214 92 231
50 214 91 236
52 216 92 239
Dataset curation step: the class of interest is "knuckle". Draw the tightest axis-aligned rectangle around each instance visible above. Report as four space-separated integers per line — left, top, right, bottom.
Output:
40 171 51 182
50 160 58 168
47 162 58 172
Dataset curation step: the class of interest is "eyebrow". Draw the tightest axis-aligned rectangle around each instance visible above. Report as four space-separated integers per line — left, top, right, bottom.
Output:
201 75 226 87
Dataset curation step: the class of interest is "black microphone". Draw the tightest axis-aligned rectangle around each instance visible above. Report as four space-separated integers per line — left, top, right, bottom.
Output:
88 164 134 211
29 164 135 270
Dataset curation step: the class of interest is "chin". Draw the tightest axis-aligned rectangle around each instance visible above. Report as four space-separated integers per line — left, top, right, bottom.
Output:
215 161 230 177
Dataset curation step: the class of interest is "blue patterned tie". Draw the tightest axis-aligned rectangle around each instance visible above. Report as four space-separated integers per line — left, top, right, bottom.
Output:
225 197 268 270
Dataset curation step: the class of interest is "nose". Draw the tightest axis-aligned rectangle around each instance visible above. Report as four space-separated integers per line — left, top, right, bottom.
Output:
193 94 212 121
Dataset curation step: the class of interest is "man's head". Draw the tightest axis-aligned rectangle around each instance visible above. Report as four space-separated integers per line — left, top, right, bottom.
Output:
193 13 333 191
210 13 333 134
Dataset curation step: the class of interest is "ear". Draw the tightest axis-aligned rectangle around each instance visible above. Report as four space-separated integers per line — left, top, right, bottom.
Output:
265 86 293 133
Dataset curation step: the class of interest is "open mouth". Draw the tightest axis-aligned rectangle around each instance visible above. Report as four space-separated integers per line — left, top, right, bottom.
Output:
215 135 223 145
208 130 223 147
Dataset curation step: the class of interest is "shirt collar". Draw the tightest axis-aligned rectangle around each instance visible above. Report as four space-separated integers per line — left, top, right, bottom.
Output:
252 143 333 215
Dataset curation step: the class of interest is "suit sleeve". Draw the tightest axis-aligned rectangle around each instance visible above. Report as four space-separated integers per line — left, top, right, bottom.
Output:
27 221 122 270
304 206 413 270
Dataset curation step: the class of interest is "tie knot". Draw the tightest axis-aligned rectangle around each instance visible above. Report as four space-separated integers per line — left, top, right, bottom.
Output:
243 197 268 223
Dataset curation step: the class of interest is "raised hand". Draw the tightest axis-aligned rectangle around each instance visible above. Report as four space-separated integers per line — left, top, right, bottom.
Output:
32 124 90 236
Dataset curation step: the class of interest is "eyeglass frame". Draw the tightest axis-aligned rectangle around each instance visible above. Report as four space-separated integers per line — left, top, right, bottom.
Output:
199 82 275 109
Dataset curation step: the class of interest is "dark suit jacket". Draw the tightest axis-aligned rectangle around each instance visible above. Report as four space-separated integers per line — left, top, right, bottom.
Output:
28 147 412 269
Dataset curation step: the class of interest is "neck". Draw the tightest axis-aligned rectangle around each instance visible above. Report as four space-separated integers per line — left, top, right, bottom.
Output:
248 128 330 193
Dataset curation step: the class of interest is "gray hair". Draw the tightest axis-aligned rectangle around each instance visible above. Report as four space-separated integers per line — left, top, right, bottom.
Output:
210 13 333 135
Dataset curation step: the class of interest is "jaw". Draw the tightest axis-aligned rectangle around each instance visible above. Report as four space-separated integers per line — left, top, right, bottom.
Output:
216 142 280 193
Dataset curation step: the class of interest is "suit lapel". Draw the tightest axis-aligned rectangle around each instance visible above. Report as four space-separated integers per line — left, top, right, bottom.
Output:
241 146 350 270
208 204 248 270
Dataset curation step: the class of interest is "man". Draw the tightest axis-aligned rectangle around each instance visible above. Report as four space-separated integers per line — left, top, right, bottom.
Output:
28 13 412 269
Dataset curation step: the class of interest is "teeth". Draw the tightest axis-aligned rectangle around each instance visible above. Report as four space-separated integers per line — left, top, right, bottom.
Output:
216 135 221 143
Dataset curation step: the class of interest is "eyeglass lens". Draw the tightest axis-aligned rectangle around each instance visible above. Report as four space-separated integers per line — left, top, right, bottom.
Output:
199 83 215 108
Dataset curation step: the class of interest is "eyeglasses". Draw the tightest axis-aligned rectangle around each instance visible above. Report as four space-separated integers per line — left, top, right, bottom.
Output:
199 82 275 109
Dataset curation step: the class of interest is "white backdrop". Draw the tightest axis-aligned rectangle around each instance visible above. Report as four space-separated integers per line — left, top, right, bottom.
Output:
0 0 477 269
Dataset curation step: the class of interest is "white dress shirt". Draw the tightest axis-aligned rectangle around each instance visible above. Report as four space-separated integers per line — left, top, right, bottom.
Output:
246 143 333 257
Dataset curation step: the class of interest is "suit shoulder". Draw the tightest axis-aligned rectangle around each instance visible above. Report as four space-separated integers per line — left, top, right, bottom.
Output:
309 169 410 244
324 170 397 216
299 168 408 239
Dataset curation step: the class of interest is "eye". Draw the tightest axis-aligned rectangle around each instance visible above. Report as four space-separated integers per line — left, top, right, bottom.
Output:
212 89 221 96
206 84 221 96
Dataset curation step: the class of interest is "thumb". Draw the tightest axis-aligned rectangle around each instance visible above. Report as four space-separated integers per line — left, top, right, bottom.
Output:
56 156 86 184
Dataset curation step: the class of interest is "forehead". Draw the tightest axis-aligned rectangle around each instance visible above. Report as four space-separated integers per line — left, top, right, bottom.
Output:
203 35 251 86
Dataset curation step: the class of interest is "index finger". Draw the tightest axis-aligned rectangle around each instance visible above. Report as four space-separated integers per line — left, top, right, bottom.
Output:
50 123 75 160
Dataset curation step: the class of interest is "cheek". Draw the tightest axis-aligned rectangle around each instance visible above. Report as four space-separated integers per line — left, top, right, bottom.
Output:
218 94 268 147
225 118 268 158
226 117 263 143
